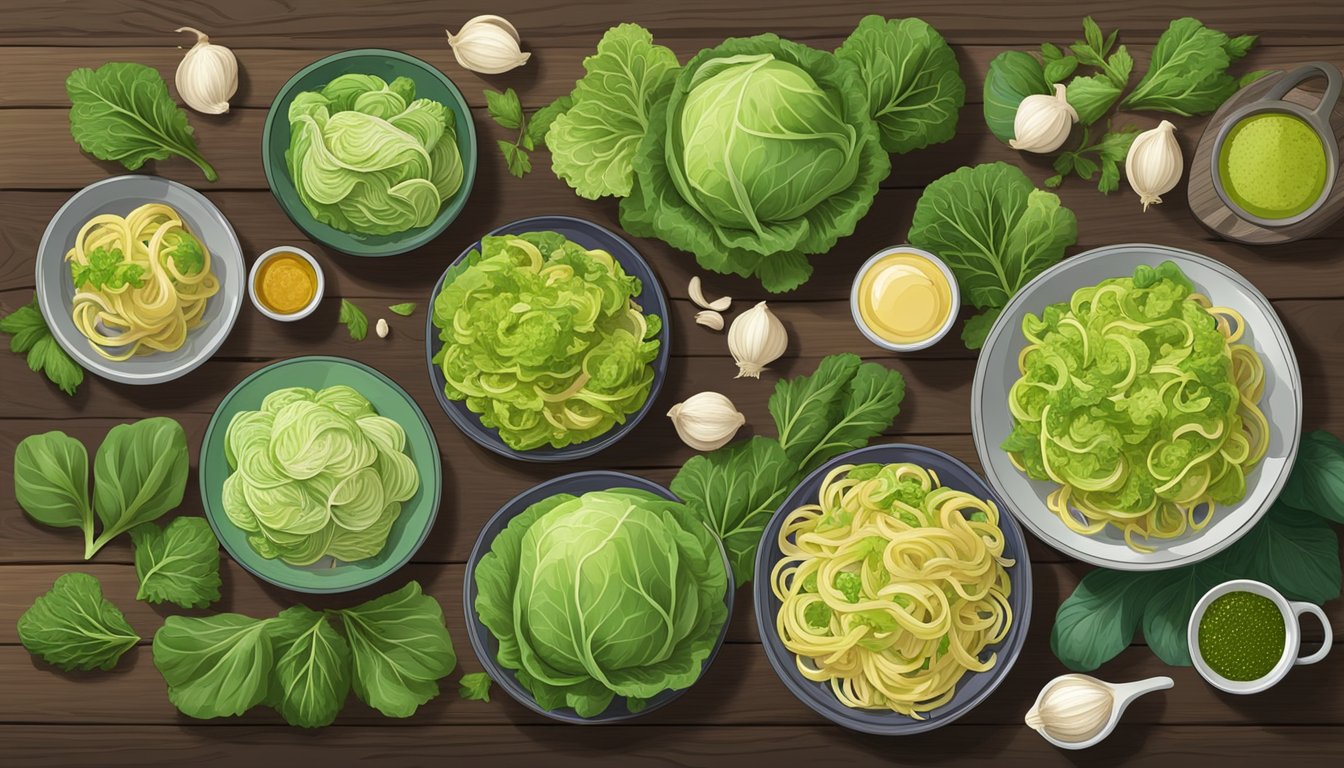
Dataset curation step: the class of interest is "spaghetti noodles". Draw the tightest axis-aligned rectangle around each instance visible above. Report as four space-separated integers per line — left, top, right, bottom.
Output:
66 203 219 360
771 462 1014 718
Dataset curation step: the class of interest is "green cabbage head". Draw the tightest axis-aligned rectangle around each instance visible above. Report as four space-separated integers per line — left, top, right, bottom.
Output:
620 34 890 292
474 489 729 716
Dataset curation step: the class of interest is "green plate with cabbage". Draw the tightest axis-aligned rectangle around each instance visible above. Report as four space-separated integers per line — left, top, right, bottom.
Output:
262 49 476 257
200 356 442 593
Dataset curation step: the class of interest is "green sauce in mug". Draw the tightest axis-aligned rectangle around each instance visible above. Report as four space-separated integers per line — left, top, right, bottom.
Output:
1197 591 1286 681
1218 111 1328 220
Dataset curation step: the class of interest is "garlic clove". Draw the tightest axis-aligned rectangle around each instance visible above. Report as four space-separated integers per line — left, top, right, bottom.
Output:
695 309 725 331
375 318 389 338
1026 674 1173 750
1125 120 1183 212
174 27 238 115
668 392 745 451
689 276 732 312
447 15 531 75
728 301 787 379
1009 84 1078 154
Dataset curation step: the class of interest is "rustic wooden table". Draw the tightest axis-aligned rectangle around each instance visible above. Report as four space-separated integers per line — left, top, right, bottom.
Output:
2 1 1341 765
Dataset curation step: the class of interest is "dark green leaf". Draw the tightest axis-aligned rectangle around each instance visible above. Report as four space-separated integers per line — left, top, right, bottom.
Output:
1230 508 1341 604
1052 568 1160 671
18 572 139 671
772 354 905 473
458 672 492 702
14 430 92 538
527 95 573 148
1121 17 1251 116
1066 74 1124 125
1280 430 1344 522
339 300 368 340
1040 42 1064 61
983 51 1051 143
269 606 351 728
131 517 221 609
90 417 189 558
1044 55 1079 85
1141 565 1226 666
153 613 277 718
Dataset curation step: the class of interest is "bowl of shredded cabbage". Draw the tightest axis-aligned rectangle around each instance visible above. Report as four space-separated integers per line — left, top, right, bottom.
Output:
972 244 1301 571
262 49 477 257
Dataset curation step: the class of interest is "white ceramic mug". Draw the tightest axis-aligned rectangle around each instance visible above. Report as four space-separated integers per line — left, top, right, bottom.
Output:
1187 579 1332 694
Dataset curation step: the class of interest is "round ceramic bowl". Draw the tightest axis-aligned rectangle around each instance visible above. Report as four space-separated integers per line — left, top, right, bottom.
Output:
261 49 477 257
424 215 671 462
753 443 1033 735
463 470 734 723
247 246 325 322
971 244 1302 571
849 245 961 352
35 175 245 385
200 356 442 593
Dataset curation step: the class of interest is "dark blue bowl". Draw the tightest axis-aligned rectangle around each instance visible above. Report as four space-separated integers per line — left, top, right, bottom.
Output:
463 470 734 724
753 443 1033 735
424 215 670 462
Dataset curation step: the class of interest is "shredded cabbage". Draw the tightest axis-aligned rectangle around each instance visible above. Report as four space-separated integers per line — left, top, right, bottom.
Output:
1002 262 1269 550
431 231 660 451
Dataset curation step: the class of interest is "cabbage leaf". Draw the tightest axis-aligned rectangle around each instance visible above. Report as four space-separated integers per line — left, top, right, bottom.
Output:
18 573 139 672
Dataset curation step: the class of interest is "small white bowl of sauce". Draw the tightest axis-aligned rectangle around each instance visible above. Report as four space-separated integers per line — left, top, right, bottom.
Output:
851 245 959 352
248 246 324 322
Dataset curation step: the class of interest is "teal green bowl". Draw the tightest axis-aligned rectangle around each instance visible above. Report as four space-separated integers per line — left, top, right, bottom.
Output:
261 49 477 257
200 356 442 593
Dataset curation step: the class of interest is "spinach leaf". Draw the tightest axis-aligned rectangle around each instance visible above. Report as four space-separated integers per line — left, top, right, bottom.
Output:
1230 507 1341 604
1120 18 1256 116
1141 564 1227 666
18 573 139 672
338 300 368 341
1280 430 1344 523
770 353 905 473
130 517 221 609
671 436 797 582
983 51 1050 143
153 613 277 718
269 606 352 728
458 671 493 702
1051 568 1160 672
836 15 964 154
66 62 217 181
14 431 92 549
90 417 189 557
333 581 457 718
1 296 83 396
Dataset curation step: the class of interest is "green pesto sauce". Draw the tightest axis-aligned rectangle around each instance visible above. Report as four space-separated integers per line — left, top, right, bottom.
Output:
1197 591 1286 681
1218 111 1327 220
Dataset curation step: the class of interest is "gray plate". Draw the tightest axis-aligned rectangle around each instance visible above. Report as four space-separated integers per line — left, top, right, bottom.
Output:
971 244 1302 571
35 175 245 385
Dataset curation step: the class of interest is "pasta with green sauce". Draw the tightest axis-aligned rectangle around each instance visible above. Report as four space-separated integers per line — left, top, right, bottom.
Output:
1002 262 1269 551
771 463 1014 718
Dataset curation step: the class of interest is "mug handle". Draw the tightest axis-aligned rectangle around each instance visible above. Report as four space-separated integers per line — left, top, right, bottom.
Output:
1264 62 1342 129
1290 601 1333 665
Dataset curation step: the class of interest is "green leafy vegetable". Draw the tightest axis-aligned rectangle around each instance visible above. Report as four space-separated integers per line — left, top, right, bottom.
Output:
527 96 572 149
620 32 890 293
66 62 217 181
287 73 463 234
487 87 536 178
333 581 457 718
338 300 368 340
70 246 146 290
1066 75 1125 126
1121 18 1257 116
1046 124 1139 193
387 302 416 317
221 386 420 566
269 606 352 728
547 23 681 198
458 672 493 702
983 51 1050 143
1 296 84 396
1051 569 1158 672
908 162 1078 349
1039 43 1078 85
835 16 964 154
431 231 660 451
130 517 221 609
1279 430 1344 523
18 573 139 672
153 613 277 718
474 489 728 717
14 431 92 546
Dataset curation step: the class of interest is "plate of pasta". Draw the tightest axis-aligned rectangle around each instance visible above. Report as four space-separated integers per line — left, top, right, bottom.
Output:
971 244 1301 571
754 443 1032 735
35 175 244 385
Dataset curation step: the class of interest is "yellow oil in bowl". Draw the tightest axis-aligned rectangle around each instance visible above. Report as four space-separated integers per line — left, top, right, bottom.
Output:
853 249 957 349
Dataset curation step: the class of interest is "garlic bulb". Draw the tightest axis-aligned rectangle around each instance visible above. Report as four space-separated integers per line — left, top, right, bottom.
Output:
174 27 237 114
1125 120 1183 212
447 15 531 74
668 392 745 451
1009 84 1078 153
729 302 787 379
1025 675 1114 744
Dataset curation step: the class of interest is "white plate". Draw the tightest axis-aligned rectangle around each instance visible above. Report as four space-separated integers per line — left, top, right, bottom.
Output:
971 244 1301 571
35 176 245 385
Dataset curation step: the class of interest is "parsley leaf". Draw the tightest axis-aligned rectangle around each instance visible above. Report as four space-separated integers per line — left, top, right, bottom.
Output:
487 88 539 178
458 672 493 702
0 296 83 395
1049 124 1138 194
497 139 532 178
387 302 416 317
338 300 368 341
71 246 146 290
164 232 206 276
485 88 524 129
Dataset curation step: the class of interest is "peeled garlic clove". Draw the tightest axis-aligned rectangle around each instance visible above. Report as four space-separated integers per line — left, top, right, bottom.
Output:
695 310 725 331
375 318 389 338
1009 84 1078 154
1026 674 1114 744
174 27 237 114
668 392 745 451
447 15 531 75
729 301 787 379
689 276 732 312
1125 120 1183 212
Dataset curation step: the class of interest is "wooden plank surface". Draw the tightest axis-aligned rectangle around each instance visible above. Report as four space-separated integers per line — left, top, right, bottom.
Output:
2 0 1342 766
